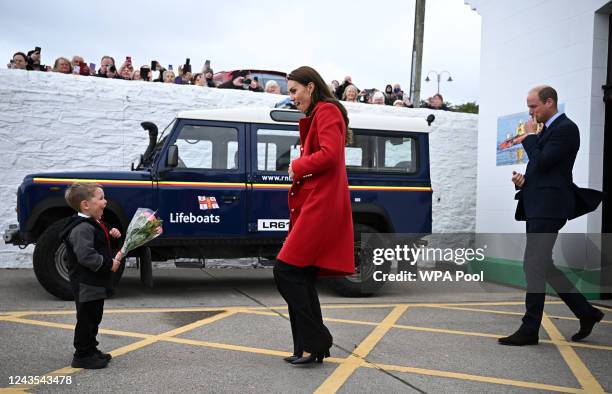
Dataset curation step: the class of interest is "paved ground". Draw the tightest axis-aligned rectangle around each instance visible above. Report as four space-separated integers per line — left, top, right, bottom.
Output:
0 267 611 393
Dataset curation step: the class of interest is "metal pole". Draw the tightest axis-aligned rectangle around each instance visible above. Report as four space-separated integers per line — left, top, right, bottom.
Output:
411 0 426 108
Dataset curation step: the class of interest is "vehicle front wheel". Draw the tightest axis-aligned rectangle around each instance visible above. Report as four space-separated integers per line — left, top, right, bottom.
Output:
328 224 390 297
33 218 124 300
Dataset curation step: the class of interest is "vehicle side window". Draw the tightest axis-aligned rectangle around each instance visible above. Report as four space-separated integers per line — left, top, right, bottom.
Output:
346 131 418 173
174 125 238 170
256 128 300 172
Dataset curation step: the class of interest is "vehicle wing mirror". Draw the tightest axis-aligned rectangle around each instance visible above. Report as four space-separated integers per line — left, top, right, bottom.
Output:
167 145 179 168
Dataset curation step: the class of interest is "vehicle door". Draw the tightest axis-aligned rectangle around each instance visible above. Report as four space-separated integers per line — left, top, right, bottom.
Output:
156 120 247 238
247 123 300 237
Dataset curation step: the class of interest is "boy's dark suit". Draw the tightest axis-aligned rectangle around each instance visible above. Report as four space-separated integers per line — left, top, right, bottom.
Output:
60 215 115 358
514 113 602 336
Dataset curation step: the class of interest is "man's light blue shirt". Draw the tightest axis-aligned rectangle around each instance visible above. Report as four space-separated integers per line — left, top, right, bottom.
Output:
545 111 563 128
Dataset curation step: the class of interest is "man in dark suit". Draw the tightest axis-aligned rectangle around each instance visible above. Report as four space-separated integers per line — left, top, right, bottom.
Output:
499 85 604 346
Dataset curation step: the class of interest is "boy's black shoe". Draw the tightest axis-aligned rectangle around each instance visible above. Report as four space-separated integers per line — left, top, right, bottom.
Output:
95 349 112 361
71 354 109 369
498 330 539 346
571 308 605 342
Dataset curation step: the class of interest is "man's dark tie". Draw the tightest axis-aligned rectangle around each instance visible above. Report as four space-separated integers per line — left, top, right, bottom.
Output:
537 125 546 140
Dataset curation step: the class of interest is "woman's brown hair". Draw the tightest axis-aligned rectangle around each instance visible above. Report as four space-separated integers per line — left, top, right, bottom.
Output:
287 66 352 145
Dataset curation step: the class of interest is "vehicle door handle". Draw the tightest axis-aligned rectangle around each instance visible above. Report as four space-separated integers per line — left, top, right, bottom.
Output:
221 195 239 202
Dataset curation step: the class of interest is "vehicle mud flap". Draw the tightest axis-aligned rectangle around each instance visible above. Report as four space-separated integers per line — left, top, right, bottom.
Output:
138 247 154 288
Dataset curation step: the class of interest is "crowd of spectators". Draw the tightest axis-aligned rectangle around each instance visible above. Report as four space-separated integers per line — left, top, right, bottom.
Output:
7 47 451 110
328 75 451 110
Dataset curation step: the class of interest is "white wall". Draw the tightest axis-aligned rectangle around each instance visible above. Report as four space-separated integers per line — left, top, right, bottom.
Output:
0 69 477 268
467 0 608 233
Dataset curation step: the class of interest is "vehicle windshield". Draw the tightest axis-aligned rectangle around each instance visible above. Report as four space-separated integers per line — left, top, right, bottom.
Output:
136 118 176 170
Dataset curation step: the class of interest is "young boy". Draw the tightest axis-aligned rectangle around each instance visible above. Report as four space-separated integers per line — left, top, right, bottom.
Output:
60 182 122 369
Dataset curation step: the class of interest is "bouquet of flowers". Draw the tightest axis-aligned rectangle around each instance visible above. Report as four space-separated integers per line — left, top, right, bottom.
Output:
115 208 163 261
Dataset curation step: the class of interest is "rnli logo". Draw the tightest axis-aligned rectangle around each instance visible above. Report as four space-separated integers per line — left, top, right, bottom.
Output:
198 196 219 210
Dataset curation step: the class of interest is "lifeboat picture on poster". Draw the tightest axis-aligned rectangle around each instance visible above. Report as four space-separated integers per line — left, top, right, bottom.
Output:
495 104 564 166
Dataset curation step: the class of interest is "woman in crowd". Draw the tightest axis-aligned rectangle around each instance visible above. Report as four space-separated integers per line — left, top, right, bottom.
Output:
163 70 175 84
342 84 358 102
53 57 72 74
274 66 354 366
384 84 394 105
119 61 134 80
193 73 205 86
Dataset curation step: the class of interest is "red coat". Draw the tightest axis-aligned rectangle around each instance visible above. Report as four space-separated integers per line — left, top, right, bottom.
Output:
277 101 354 276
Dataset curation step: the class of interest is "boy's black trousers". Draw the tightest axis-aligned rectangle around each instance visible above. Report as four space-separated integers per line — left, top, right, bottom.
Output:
273 260 332 355
74 299 104 358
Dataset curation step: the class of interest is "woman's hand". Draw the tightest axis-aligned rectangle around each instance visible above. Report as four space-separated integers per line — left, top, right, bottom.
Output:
109 228 121 238
288 163 294 179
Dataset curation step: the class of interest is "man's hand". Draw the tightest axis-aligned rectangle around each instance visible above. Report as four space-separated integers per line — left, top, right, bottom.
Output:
525 115 541 135
232 76 244 87
109 228 121 238
512 171 525 188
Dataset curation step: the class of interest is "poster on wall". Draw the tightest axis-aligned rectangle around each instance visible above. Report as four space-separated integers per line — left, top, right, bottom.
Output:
495 104 564 166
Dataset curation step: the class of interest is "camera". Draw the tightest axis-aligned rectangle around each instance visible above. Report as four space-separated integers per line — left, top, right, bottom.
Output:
243 78 252 85
183 58 191 73
108 64 116 73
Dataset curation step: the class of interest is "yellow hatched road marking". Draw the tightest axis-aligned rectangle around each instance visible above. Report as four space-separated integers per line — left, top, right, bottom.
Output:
1 310 237 392
361 363 584 393
541 314 604 393
1 300 551 316
2 306 609 393
314 305 409 394
430 305 612 325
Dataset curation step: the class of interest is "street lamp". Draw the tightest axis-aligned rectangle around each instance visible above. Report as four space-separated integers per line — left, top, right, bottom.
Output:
425 70 453 94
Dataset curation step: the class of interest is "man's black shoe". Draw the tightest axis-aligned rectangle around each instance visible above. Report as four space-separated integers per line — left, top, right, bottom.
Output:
571 308 604 342
498 331 539 346
95 349 112 361
71 354 109 369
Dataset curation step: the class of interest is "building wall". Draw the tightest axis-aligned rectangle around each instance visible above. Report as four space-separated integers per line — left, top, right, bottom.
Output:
0 70 478 267
467 0 609 233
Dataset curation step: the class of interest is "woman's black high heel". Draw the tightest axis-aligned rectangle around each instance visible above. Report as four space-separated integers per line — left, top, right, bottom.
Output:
290 350 330 365
283 354 301 363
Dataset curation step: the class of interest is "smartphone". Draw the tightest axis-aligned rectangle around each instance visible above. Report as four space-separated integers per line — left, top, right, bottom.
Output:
126 56 132 63
204 59 210 70
168 64 173 71
175 76 183 84
74 65 80 74
89 63 96 74
140 66 150 80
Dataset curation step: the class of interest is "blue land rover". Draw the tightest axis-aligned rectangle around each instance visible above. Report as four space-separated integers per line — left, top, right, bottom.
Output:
4 107 434 299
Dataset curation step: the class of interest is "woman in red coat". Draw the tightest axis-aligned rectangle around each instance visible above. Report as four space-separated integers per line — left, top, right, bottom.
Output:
274 66 354 366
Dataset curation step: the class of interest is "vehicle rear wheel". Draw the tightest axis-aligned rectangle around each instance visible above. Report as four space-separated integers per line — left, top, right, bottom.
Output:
328 224 390 297
33 218 124 300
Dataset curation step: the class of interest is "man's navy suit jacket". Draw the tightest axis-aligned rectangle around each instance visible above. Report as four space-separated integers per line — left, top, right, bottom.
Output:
515 113 602 221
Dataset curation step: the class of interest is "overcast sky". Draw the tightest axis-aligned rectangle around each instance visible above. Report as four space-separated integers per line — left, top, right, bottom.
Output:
0 0 481 104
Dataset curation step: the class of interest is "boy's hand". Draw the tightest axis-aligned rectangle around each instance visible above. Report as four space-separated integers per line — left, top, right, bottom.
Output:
111 258 121 272
109 228 121 238
111 250 123 272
